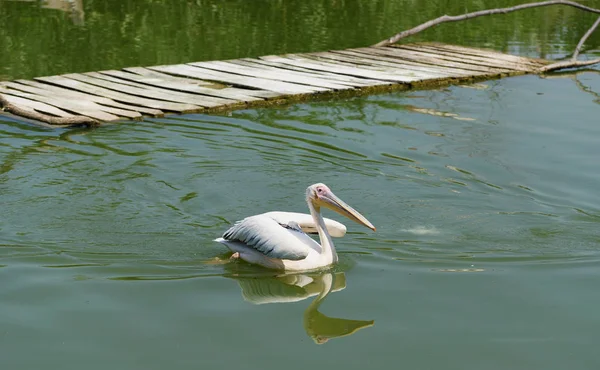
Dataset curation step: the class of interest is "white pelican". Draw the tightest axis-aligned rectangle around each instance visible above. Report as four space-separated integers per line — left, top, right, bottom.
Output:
215 183 376 271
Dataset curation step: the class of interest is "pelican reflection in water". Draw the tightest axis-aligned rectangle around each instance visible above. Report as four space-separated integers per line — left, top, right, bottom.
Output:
216 183 376 271
229 272 374 344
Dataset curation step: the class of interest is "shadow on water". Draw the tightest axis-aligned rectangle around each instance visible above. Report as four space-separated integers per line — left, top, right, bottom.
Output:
225 268 374 345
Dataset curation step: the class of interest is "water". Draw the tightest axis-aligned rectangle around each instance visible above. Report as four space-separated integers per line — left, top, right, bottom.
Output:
1 1 600 369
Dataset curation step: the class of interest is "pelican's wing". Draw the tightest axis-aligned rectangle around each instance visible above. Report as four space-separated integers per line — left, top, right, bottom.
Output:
222 215 317 260
263 211 347 237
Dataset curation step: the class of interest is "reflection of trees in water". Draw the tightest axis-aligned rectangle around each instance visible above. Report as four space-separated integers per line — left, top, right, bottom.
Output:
5 0 84 25
1 0 599 80
227 271 374 344
542 69 600 104
572 72 600 105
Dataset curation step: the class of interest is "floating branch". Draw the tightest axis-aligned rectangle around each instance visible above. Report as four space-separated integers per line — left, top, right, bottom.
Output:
540 15 600 72
374 0 600 72
374 1 600 47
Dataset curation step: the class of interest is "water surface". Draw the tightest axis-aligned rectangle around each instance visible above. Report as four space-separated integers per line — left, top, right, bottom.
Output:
1 1 600 369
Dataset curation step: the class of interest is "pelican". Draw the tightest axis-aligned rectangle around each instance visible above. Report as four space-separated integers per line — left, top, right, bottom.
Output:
215 183 376 271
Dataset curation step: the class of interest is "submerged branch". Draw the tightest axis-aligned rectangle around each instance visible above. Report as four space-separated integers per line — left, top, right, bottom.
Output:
374 1 600 47
539 15 600 72
374 0 600 73
0 94 99 127
539 58 600 72
573 16 600 59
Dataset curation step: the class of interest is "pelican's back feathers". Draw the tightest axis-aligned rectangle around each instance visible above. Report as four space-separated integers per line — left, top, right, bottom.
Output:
221 215 317 260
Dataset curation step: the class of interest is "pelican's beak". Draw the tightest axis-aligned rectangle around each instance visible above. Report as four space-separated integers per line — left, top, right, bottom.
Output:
319 191 376 231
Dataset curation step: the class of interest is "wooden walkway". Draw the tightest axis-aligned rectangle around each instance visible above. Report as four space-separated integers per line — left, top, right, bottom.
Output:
0 43 549 127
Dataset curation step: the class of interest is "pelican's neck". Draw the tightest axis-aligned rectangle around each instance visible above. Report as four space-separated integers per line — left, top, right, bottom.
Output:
308 200 338 263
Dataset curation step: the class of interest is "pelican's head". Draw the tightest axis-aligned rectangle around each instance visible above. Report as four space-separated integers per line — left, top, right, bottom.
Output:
306 183 376 231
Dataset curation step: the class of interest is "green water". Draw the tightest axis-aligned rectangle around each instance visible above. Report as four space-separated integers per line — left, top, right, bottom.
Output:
2 1 600 369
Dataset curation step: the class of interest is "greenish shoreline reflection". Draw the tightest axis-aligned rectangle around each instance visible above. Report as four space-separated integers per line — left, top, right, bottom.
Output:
1 0 599 81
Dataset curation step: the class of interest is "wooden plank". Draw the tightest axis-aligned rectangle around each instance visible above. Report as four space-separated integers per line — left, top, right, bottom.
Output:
260 55 413 83
422 42 547 67
185 63 330 94
151 64 318 95
306 51 449 79
123 67 280 99
191 60 353 90
0 42 550 126
62 73 210 110
219 87 280 99
351 47 488 76
0 89 75 117
302 53 440 80
15 79 163 116
0 110 72 128
75 72 235 108
393 44 531 72
354 47 501 74
102 70 263 103
86 71 240 106
229 59 366 87
371 46 507 73
281 53 430 82
120 67 215 85
330 49 474 76
0 84 120 121
402 44 537 70
5 81 142 119
237 58 384 87
366 47 509 73
35 75 200 113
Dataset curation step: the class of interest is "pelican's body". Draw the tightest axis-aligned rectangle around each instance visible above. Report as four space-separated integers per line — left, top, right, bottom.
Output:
215 183 375 271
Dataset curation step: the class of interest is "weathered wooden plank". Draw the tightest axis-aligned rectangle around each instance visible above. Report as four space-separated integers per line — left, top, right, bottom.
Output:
0 84 120 121
102 70 263 103
86 71 240 106
394 44 531 72
301 53 439 80
0 89 75 117
0 110 74 128
331 49 474 76
260 55 412 83
401 44 535 70
35 75 200 112
63 73 213 109
230 59 363 87
0 42 549 127
237 58 384 87
186 62 330 94
123 67 280 99
121 67 216 85
191 60 353 90
73 72 234 109
151 64 318 95
368 47 510 73
372 46 509 73
306 51 449 79
5 81 142 119
351 47 488 77
354 47 501 74
422 42 548 67
15 79 163 116
121 67 217 86
219 87 280 99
